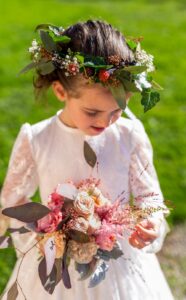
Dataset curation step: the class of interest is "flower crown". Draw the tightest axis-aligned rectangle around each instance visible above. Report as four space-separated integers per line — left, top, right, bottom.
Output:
20 23 163 112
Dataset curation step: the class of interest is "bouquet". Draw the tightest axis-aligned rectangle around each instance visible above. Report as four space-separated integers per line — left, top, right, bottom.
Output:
0 144 169 299
0 177 166 298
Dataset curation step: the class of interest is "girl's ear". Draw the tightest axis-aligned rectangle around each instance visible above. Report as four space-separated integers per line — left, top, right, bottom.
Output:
52 81 68 102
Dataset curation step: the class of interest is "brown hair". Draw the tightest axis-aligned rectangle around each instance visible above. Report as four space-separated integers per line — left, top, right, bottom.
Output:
34 20 134 97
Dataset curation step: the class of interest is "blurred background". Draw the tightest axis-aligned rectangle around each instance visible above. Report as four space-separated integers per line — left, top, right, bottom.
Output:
0 0 185 298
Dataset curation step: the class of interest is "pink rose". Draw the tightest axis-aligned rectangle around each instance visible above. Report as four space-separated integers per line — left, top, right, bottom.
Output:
37 210 62 233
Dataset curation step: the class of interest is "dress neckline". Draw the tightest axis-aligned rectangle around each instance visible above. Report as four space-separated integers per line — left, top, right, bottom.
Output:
55 110 84 135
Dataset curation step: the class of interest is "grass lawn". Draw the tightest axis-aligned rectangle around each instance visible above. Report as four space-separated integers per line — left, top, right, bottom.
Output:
0 0 186 297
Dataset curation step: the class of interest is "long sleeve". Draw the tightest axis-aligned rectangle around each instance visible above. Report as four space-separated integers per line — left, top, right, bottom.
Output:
0 124 39 254
129 119 169 253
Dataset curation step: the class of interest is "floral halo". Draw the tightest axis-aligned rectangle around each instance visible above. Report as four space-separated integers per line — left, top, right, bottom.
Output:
20 23 163 112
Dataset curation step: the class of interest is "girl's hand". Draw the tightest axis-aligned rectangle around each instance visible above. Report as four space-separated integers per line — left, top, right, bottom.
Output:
129 218 162 249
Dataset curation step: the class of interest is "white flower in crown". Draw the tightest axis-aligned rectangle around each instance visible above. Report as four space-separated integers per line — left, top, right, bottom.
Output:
135 44 155 72
62 55 80 76
49 26 65 36
135 72 152 91
28 39 40 54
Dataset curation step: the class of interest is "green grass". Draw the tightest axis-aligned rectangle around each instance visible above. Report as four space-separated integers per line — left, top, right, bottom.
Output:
0 0 186 295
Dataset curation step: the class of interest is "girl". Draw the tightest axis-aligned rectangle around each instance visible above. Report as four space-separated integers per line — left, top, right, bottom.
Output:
0 20 174 299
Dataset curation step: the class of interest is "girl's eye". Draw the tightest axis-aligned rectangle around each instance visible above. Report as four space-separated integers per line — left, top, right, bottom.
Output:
85 111 97 117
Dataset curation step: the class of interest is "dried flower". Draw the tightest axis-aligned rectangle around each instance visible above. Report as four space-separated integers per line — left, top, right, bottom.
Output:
37 231 66 258
67 239 98 264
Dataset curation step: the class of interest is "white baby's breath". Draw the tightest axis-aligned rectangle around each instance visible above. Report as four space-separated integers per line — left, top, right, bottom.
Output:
135 72 152 91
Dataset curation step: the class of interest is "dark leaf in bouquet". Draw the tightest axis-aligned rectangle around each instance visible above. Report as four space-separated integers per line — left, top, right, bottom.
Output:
62 197 74 210
84 141 97 168
88 261 109 288
2 202 51 223
75 257 98 281
0 236 13 249
38 257 57 294
56 214 71 230
55 258 62 285
7 281 18 300
39 30 57 52
61 252 71 289
8 227 31 234
68 229 90 243
141 90 160 112
97 243 123 261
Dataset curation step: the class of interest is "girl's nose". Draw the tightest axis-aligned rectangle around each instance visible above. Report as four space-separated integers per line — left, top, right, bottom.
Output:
96 114 113 128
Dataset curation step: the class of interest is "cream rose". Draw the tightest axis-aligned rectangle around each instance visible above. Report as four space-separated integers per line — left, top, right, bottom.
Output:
87 213 101 234
74 191 94 217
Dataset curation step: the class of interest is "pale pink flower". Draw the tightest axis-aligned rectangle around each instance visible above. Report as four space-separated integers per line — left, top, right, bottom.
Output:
94 221 122 251
48 192 64 211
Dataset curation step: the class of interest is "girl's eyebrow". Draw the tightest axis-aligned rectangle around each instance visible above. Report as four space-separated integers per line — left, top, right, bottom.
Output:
83 108 121 112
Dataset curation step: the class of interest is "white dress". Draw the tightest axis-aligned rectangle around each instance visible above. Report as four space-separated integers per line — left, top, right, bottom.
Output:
0 110 174 300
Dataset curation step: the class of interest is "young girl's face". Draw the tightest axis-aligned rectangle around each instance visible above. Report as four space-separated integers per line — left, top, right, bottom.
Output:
57 82 129 136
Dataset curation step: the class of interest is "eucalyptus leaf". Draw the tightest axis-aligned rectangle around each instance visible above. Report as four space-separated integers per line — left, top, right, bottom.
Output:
88 261 109 288
19 59 51 75
109 84 127 110
7 281 18 300
53 35 71 43
122 65 147 74
0 236 13 249
151 80 163 91
141 90 160 112
75 54 84 64
39 30 57 52
68 229 90 243
8 227 31 234
38 257 57 294
97 243 123 261
84 141 97 168
2 202 51 223
126 38 137 50
62 252 71 289
35 23 59 32
55 258 62 285
83 62 112 69
117 72 139 93
75 258 98 281
19 61 39 75
39 61 55 75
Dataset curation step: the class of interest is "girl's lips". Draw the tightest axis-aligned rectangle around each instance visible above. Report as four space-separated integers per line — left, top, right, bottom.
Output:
91 126 105 132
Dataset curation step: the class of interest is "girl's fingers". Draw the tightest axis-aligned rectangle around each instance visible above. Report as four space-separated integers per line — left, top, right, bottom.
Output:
135 224 158 240
129 232 151 249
